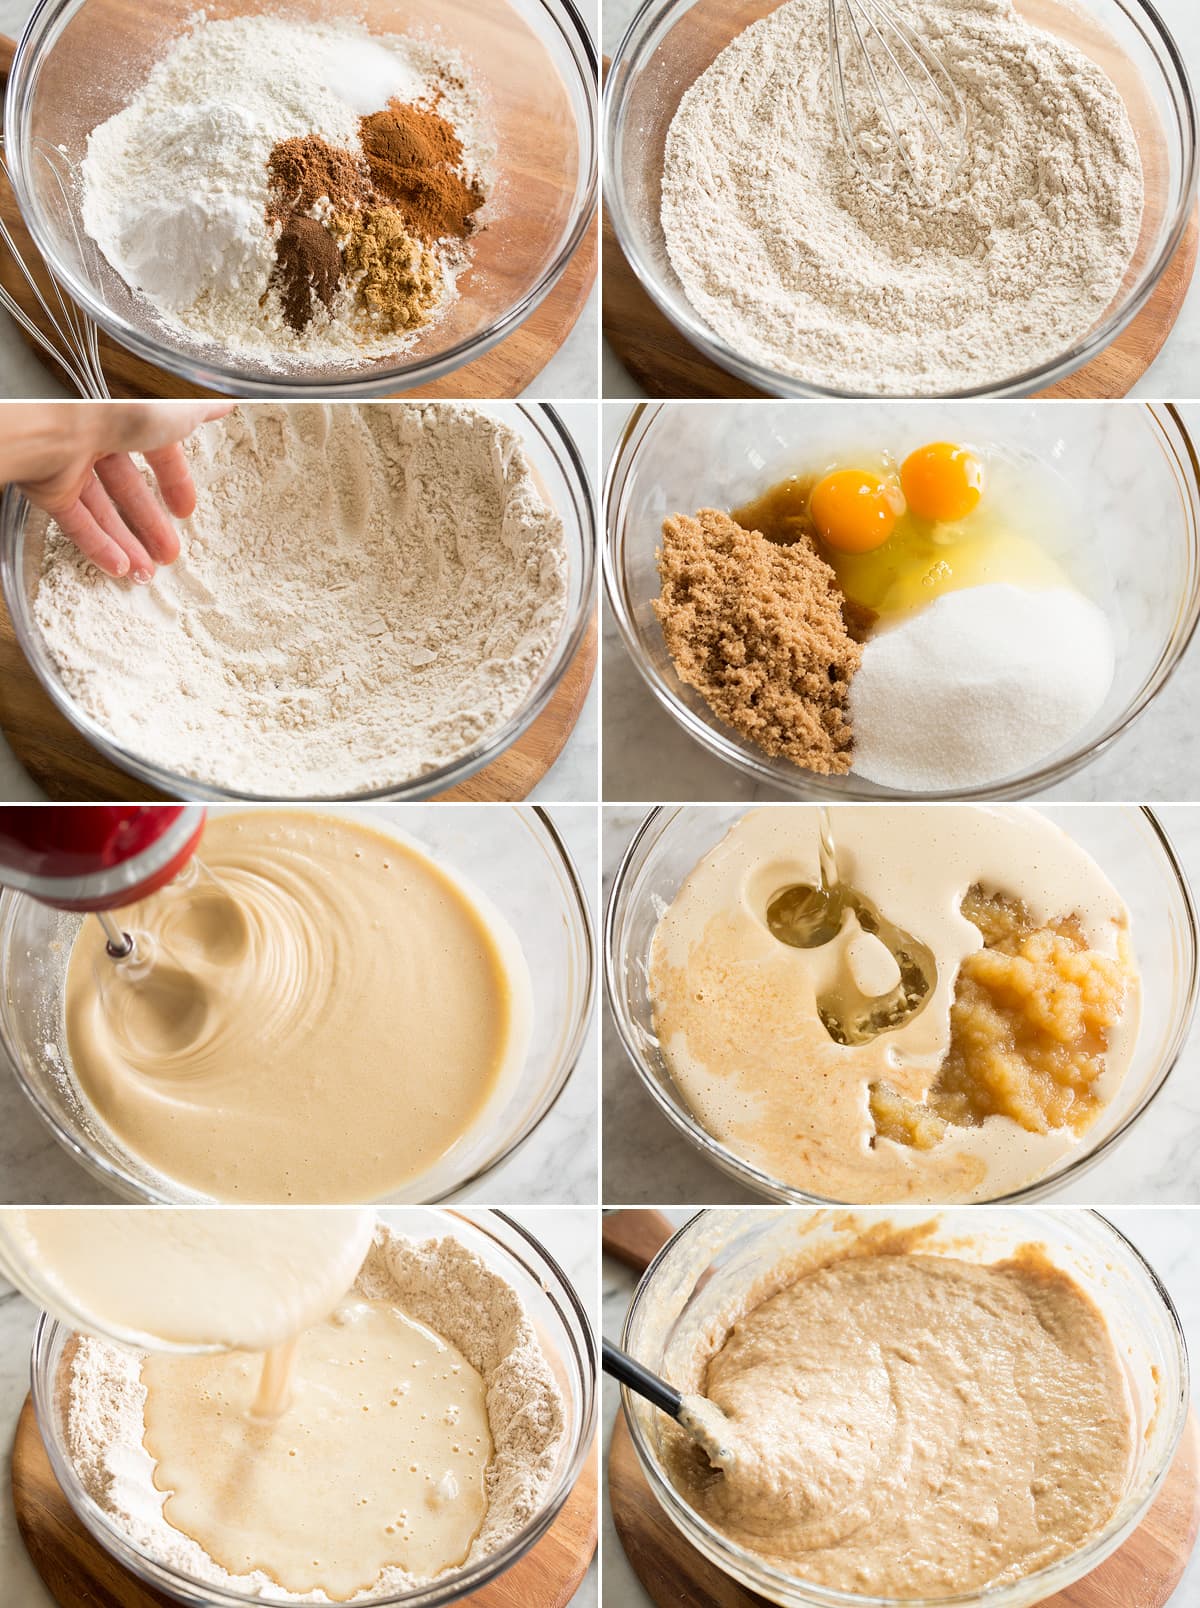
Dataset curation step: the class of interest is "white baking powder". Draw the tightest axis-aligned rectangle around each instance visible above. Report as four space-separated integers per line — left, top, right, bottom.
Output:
33 405 569 798
661 0 1144 394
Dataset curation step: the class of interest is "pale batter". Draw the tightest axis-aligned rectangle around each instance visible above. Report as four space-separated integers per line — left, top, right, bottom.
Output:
0 1207 373 1349
63 811 531 1201
664 1246 1132 1597
62 1222 568 1603
142 1299 492 1600
649 807 1139 1202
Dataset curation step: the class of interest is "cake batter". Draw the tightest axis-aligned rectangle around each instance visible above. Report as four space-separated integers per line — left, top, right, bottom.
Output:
63 811 530 1201
142 1298 492 1599
649 807 1139 1202
0 1206 373 1349
664 1247 1132 1597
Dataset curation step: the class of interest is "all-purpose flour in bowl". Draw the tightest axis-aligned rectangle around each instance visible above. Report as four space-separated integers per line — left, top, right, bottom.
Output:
30 405 571 798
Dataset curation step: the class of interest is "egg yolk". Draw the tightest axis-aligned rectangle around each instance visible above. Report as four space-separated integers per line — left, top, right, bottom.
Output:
901 442 984 524
809 470 900 553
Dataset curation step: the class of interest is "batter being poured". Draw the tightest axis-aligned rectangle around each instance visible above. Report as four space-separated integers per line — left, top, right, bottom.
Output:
63 811 530 1201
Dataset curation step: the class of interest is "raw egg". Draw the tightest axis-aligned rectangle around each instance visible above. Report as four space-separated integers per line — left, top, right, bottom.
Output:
901 442 984 524
809 469 902 553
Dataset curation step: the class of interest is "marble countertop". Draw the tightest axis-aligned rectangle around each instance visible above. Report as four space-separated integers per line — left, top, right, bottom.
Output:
602 802 1200 1205
601 1207 1200 1607
0 401 599 804
601 400 1200 804
0 1205 598 1608
0 803 598 1206
0 0 597 403
601 0 1200 400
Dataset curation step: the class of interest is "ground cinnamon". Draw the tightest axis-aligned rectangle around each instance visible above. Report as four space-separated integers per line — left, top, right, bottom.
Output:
267 136 370 221
359 100 485 242
263 98 484 337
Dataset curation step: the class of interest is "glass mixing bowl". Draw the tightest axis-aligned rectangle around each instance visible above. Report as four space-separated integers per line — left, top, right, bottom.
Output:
0 804 595 1202
604 0 1196 398
0 402 596 802
605 401 1200 800
5 0 597 397
620 1207 1189 1608
29 1205 597 1607
606 804 1199 1203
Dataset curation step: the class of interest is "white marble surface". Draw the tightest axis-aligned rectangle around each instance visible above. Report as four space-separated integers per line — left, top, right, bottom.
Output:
0 0 598 402
602 400 1200 804
601 1207 1200 1607
0 400 599 804
601 0 1200 400
602 802 1200 1205
0 1205 598 1608
0 803 599 1206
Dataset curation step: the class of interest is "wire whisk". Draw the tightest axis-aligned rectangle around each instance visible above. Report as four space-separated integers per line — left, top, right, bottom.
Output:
0 135 109 398
828 0 967 203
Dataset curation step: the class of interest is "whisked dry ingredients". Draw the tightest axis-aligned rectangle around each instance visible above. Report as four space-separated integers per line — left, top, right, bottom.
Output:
62 1226 567 1603
661 0 1144 394
33 405 569 797
81 16 495 366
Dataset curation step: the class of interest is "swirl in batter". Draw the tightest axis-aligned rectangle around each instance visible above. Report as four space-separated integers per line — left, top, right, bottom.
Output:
664 1246 1132 1597
64 811 529 1201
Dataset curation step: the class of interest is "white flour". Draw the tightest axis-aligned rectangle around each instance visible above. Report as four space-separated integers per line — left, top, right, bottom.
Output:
81 16 493 367
661 0 1144 394
33 405 569 798
62 1225 567 1603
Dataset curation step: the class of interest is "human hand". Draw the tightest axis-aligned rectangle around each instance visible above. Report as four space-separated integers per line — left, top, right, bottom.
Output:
3 402 235 581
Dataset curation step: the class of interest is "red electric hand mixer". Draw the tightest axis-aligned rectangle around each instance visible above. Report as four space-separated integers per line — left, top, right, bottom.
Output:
0 806 207 958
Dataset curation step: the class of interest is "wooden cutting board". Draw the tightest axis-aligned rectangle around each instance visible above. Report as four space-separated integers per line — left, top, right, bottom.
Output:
0 602 596 802
0 31 596 400
12 1394 598 1608
602 1211 1200 1608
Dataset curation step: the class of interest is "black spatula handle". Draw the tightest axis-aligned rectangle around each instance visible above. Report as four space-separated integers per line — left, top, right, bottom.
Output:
602 1337 684 1419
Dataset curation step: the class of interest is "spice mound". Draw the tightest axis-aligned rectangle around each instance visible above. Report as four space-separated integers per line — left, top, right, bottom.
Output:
81 16 495 367
63 1226 567 1603
33 404 569 798
662 1240 1132 1596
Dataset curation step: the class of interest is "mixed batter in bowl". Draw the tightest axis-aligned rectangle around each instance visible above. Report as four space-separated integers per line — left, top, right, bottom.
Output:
620 1208 1187 1605
641 805 1148 1203
4 1207 592 1605
0 803 594 1204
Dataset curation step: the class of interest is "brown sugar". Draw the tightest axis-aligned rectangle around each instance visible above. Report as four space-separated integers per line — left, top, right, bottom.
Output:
359 100 485 242
654 509 862 774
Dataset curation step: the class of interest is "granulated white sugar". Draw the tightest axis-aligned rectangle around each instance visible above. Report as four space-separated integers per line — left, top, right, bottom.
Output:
848 584 1115 790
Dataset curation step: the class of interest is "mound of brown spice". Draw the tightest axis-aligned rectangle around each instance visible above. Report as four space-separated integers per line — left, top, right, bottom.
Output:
264 98 486 336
